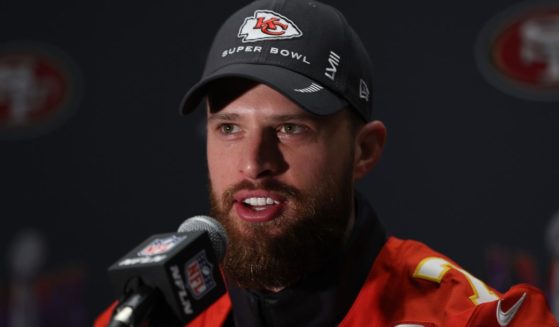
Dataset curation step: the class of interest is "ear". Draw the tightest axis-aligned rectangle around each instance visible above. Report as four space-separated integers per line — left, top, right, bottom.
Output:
353 120 387 181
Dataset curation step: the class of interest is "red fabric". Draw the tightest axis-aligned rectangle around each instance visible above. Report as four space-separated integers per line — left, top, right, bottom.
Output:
465 284 557 327
94 302 118 327
94 237 558 327
185 293 231 327
338 237 558 326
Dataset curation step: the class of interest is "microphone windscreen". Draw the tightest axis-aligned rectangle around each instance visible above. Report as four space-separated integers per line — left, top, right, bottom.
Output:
178 216 228 261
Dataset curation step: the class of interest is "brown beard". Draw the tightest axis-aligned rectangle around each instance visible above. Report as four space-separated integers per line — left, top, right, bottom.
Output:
209 175 353 291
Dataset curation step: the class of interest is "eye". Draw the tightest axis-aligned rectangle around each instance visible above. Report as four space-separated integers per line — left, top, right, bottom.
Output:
218 123 241 135
278 123 307 135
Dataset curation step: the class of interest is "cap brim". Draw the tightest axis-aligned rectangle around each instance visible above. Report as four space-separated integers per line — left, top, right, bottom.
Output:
179 63 348 116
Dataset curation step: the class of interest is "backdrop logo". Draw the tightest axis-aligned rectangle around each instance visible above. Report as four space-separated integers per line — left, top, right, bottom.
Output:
476 2 559 101
238 10 303 43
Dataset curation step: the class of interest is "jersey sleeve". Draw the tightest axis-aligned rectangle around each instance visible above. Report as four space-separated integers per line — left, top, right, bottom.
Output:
340 237 559 327
464 283 558 327
401 240 558 326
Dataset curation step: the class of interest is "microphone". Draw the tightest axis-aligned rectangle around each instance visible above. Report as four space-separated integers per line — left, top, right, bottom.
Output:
177 216 228 261
107 216 228 327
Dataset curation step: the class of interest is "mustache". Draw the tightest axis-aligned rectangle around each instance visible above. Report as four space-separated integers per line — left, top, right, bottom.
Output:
221 179 302 211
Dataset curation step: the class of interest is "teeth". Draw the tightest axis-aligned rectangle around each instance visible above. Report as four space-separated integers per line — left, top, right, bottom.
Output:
242 197 280 206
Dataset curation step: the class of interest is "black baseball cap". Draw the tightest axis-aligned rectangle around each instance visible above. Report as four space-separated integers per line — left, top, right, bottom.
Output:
179 0 373 121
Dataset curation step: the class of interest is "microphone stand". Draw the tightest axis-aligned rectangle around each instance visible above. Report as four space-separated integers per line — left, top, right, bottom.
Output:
109 284 157 327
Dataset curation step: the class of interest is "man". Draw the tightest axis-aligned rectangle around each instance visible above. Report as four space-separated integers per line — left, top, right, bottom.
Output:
96 0 558 326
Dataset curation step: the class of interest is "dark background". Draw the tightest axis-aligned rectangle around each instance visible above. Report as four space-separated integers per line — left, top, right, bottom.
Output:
1 0 558 325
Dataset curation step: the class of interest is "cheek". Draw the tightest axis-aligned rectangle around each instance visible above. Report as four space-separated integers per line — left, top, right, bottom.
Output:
207 142 235 193
291 121 355 179
284 144 350 187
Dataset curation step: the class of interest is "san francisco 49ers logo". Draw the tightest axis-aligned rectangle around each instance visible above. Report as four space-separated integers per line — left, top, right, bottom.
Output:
238 10 303 43
0 42 82 139
476 1 559 100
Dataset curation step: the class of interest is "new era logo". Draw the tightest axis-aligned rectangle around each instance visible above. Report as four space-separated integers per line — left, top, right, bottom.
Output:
359 79 370 102
238 10 303 43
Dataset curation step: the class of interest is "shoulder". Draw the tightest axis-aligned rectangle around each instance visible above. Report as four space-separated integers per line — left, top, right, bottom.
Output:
341 236 558 326
369 236 465 283
467 283 558 326
370 237 498 302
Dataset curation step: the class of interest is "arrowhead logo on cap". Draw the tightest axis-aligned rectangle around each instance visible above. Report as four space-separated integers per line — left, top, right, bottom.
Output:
238 10 303 43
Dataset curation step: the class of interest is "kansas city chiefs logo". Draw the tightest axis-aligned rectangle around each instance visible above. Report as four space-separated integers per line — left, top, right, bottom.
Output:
238 10 303 43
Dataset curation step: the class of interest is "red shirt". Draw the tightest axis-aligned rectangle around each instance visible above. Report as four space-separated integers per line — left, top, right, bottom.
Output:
95 237 558 327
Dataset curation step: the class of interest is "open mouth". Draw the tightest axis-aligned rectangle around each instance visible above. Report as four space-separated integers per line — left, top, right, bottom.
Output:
233 192 285 222
241 197 281 211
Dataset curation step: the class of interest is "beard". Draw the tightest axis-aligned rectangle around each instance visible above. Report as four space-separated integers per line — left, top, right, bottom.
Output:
209 173 354 291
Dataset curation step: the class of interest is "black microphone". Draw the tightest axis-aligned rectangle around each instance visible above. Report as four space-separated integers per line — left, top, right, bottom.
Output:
107 216 228 327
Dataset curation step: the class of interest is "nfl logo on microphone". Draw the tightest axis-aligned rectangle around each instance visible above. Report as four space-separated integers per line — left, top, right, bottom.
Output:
137 235 186 257
185 250 217 299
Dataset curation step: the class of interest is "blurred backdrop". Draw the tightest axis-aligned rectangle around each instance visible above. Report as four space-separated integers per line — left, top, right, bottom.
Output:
1 0 559 325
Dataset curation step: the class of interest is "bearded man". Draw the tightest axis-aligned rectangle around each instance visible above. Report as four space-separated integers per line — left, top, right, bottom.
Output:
95 0 558 326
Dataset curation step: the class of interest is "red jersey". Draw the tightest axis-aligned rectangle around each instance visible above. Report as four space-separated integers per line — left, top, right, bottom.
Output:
180 237 557 327
95 237 558 327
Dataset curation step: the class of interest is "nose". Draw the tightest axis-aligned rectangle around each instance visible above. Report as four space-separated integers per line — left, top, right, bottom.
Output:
238 128 287 180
